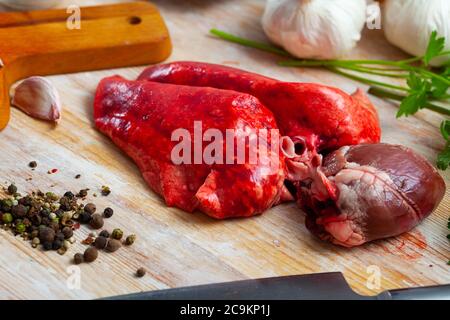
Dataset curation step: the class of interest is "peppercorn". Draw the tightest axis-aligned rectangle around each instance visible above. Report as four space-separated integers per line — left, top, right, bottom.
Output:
32 237 40 246
136 267 146 278
78 212 92 224
39 226 55 243
101 186 111 196
29 161 37 168
7 184 17 195
84 203 96 214
11 204 27 218
45 192 58 202
62 226 73 239
83 247 98 263
73 253 84 264
111 228 123 240
59 197 74 211
94 236 108 249
1 199 13 212
15 222 26 234
2 213 13 224
99 230 110 238
125 234 136 246
52 239 63 250
63 191 75 199
55 232 65 242
102 207 113 219
75 174 81 179
89 214 104 229
77 189 88 198
105 239 121 252
43 241 53 251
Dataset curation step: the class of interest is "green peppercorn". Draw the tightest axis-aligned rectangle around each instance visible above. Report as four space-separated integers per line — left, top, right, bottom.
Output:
73 253 83 264
105 239 121 252
101 186 111 196
94 236 108 249
7 184 17 195
83 247 98 263
111 228 123 240
125 234 136 246
89 214 104 229
15 222 26 234
2 213 13 224
103 207 114 218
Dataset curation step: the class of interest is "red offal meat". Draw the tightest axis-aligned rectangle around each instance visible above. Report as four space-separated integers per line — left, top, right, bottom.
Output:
94 76 287 219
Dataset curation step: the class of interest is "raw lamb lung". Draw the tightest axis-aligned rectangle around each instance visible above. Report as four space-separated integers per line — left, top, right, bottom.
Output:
94 76 287 219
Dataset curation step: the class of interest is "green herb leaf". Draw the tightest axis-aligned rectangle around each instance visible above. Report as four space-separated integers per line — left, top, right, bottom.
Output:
440 120 450 141
423 31 445 66
397 72 429 117
437 142 450 170
431 77 449 98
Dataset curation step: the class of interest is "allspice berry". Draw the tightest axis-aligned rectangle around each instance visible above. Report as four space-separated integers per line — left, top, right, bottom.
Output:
105 239 121 252
62 226 73 239
83 247 98 263
73 253 84 265
39 226 55 243
94 236 108 250
89 214 104 229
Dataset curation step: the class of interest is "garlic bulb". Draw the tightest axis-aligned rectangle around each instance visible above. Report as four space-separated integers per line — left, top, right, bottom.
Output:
11 76 62 122
261 0 367 59
383 0 450 66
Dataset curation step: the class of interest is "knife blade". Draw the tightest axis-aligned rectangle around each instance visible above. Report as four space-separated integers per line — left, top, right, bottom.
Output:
104 272 450 300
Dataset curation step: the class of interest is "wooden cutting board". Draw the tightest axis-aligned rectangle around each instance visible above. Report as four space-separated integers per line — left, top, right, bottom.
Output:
0 1 171 129
0 0 448 300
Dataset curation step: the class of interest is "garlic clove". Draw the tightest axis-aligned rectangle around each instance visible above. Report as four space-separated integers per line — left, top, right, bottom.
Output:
11 76 62 122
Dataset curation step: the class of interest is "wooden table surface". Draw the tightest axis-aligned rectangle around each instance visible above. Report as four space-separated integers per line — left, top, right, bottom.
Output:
0 0 448 299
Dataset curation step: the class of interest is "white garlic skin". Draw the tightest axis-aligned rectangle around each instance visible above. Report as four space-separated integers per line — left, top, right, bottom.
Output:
261 0 367 59
383 0 450 66
11 76 62 122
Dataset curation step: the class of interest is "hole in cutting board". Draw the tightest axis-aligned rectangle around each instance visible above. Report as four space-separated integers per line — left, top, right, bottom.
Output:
128 16 142 25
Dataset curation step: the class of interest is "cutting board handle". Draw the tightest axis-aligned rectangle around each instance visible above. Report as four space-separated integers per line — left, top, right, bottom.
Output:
0 2 172 130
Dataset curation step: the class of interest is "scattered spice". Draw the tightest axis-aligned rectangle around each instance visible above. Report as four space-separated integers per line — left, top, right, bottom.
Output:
77 189 88 198
90 214 104 229
101 185 111 196
73 253 84 265
7 184 17 195
75 174 81 179
84 203 96 214
125 234 136 246
62 226 73 239
47 168 58 174
83 247 98 262
29 161 37 168
81 235 95 245
111 228 123 240
78 211 92 224
94 236 108 249
99 230 110 238
136 267 146 278
106 239 121 252
103 207 114 218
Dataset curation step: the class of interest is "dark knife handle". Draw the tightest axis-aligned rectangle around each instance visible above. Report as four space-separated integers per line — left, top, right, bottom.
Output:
378 284 450 300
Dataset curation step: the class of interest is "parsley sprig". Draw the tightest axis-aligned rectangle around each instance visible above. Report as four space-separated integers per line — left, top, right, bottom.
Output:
210 29 450 169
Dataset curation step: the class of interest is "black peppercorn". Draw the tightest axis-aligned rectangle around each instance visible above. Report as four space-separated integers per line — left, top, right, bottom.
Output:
29 161 37 168
77 189 88 198
11 204 27 218
78 212 92 224
84 203 96 214
136 267 146 278
83 247 98 263
55 232 65 242
62 226 73 239
94 236 108 249
43 241 53 251
63 191 75 199
39 226 55 243
52 240 63 250
7 184 17 195
103 207 114 218
89 214 104 229
99 230 110 238
73 253 84 264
